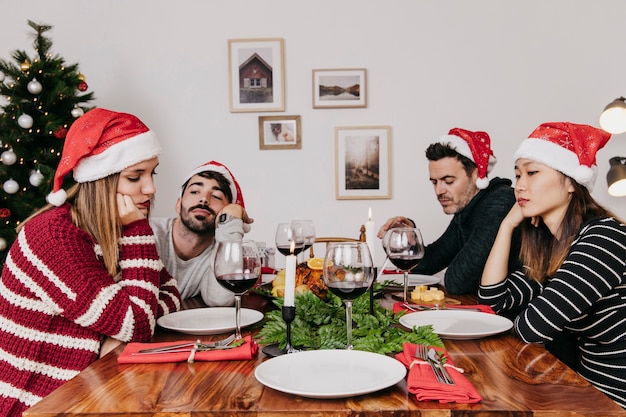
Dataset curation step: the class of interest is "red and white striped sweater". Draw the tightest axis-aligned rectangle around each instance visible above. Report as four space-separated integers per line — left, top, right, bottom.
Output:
0 204 181 417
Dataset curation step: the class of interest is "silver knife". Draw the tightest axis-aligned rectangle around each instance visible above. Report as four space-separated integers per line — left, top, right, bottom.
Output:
428 348 455 385
133 345 238 355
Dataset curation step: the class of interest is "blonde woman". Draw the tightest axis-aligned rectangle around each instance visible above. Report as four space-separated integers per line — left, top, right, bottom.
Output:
479 122 626 408
0 108 181 417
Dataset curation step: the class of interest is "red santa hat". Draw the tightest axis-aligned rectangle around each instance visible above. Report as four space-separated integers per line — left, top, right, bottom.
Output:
434 128 497 189
182 160 245 208
514 122 611 191
47 108 160 206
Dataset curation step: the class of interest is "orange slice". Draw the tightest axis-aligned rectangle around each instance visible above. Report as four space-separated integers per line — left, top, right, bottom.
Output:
306 257 325 270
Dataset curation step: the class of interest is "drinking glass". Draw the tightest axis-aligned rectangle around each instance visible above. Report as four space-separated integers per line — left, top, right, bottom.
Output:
384 228 425 302
291 220 315 260
322 242 374 349
214 239 261 340
275 223 305 257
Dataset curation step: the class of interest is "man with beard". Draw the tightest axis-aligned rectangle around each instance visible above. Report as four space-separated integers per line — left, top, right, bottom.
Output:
377 128 521 295
150 161 253 306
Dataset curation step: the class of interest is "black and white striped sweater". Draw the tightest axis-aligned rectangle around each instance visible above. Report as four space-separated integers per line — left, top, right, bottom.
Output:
478 216 626 409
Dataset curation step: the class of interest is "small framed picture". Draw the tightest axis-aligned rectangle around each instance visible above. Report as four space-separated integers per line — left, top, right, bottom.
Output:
335 126 391 199
312 68 367 109
259 115 301 150
228 38 285 113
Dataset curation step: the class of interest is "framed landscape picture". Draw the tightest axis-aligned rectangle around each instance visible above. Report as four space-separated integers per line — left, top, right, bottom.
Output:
313 68 367 109
259 115 301 150
335 126 391 199
228 38 285 112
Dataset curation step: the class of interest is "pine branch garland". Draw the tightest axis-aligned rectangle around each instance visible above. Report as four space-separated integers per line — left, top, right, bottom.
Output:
255 291 444 354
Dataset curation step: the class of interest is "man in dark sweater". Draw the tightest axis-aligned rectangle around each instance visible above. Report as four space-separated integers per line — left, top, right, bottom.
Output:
378 128 521 295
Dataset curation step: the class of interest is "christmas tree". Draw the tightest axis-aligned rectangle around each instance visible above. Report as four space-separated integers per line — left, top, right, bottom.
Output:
0 20 95 264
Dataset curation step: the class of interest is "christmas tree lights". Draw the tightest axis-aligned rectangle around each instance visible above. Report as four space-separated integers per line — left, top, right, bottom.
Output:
0 20 95 263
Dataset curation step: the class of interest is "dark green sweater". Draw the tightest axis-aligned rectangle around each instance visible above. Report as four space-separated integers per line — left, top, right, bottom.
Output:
413 177 521 295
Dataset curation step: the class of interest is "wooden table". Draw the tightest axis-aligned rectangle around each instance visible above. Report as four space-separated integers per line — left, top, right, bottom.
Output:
24 293 626 416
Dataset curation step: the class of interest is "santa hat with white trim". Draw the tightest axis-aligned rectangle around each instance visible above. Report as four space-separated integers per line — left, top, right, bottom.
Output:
434 128 497 189
182 160 245 208
46 108 161 206
514 122 611 191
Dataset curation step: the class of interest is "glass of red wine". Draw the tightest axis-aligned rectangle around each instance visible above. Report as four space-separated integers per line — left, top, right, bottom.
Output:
383 228 425 302
322 242 374 349
275 223 305 258
214 239 261 340
291 220 315 261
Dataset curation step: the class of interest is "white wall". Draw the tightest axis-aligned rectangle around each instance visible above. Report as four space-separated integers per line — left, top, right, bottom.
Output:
2 0 625 268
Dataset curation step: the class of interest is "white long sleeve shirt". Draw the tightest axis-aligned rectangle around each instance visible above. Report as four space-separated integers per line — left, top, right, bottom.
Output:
150 217 245 306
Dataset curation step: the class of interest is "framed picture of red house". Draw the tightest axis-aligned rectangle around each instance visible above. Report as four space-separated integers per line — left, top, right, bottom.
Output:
228 38 285 113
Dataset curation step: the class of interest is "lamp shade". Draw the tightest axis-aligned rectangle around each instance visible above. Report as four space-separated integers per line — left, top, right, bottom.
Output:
599 97 626 134
607 157 626 197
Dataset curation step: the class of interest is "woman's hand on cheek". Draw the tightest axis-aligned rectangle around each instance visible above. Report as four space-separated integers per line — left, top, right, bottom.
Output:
505 204 541 229
503 204 526 229
116 193 145 225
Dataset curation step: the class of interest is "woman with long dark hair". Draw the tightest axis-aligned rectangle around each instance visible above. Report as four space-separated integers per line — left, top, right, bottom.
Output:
479 122 626 408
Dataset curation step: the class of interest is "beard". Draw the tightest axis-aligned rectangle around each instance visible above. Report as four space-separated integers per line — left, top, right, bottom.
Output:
180 204 217 235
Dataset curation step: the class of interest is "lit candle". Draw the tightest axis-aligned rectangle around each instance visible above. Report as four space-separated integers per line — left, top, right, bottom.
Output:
365 207 376 264
284 241 296 306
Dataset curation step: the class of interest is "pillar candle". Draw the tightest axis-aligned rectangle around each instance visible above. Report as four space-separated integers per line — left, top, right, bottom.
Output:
284 241 296 306
365 207 376 264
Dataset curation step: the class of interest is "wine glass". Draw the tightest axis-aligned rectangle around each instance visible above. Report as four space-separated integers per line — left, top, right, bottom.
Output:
291 220 315 261
384 228 425 302
214 239 261 340
275 223 305 258
322 242 374 349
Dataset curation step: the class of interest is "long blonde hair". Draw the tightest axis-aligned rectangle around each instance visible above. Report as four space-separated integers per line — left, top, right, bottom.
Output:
18 174 123 276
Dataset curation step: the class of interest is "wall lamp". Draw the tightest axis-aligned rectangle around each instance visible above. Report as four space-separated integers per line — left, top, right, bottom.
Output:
607 157 626 197
599 97 626 134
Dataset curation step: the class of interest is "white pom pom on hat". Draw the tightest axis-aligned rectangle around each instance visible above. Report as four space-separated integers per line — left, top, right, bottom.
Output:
434 128 497 189
46 189 67 207
46 108 161 206
513 122 612 191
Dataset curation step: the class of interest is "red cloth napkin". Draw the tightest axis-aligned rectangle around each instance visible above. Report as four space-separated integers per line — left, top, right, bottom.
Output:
261 267 278 275
382 269 403 274
396 342 482 403
117 335 258 364
392 301 495 315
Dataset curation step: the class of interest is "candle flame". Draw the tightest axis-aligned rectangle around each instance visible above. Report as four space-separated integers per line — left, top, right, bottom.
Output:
368 207 372 221
290 240 295 255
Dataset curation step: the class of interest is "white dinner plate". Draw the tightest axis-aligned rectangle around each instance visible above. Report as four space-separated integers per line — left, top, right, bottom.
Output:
379 273 440 287
261 274 276 284
255 349 406 398
399 310 513 340
157 307 264 335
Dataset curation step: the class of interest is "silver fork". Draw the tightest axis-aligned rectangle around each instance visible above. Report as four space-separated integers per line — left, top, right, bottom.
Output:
415 344 450 385
136 333 236 354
